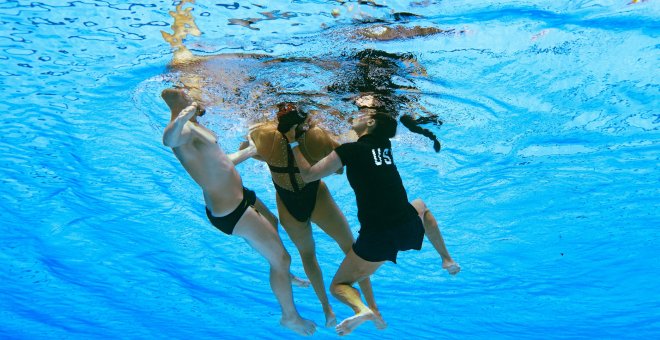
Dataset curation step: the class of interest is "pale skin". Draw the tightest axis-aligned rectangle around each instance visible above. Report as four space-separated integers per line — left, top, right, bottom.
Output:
161 88 316 336
247 120 383 328
284 109 460 336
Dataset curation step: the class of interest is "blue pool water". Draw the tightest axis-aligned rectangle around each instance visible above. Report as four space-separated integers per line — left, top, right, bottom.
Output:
1 1 658 339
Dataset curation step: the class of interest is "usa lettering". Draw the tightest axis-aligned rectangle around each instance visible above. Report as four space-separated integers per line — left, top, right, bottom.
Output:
371 148 392 166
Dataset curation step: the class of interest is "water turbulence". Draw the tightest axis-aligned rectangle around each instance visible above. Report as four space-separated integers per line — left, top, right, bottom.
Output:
157 0 449 144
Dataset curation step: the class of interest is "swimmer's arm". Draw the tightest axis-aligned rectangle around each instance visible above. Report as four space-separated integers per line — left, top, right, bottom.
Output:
287 127 342 182
228 134 258 165
163 103 197 148
293 148 342 183
246 124 276 162
239 140 266 162
310 127 343 175
326 133 343 175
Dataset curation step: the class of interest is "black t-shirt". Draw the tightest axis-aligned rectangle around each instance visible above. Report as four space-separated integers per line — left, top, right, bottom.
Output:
335 134 417 231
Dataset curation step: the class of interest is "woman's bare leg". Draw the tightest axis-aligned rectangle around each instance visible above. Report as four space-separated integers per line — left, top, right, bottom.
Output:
253 197 310 287
330 250 384 336
252 197 278 230
233 207 316 336
410 199 460 275
276 194 336 327
311 181 385 328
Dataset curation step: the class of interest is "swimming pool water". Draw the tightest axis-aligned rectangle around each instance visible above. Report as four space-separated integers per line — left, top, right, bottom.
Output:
1 1 658 339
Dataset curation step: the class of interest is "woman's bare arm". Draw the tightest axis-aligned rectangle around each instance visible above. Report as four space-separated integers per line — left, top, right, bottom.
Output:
285 126 342 182
228 134 258 165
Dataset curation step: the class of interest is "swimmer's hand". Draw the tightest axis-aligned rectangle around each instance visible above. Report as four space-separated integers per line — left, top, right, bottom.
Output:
244 133 257 157
296 120 311 139
284 122 309 141
229 134 258 165
283 124 297 142
240 132 265 161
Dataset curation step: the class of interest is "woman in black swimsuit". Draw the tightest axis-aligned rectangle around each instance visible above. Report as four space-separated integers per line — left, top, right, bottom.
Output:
248 103 381 328
284 95 460 335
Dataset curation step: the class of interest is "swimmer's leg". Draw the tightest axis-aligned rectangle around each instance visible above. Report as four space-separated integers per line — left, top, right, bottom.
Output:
161 88 192 118
277 194 334 326
253 196 310 288
233 208 316 336
162 1 201 65
411 199 460 275
252 196 279 231
330 250 384 336
311 181 385 328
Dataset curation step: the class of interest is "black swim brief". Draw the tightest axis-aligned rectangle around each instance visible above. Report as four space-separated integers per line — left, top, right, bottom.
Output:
352 214 425 263
205 187 257 235
274 180 320 222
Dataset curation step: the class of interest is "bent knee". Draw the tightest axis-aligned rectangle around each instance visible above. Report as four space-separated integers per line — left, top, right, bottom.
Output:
329 281 343 296
330 275 353 290
270 249 292 270
339 243 353 255
281 251 292 266
330 281 356 298
411 198 428 215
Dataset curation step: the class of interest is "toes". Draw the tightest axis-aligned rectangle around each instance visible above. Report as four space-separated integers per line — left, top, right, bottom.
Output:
445 263 461 275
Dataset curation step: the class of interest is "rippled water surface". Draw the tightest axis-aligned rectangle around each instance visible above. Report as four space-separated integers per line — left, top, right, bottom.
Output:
1 1 659 339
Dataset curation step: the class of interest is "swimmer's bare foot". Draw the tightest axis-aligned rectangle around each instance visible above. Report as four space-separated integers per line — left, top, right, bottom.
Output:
323 305 337 328
372 309 387 330
290 273 311 288
280 315 316 336
443 260 461 275
161 88 192 115
335 310 374 336
161 88 205 121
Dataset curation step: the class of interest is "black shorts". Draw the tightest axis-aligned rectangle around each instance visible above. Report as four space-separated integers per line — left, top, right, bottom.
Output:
205 187 257 235
274 180 320 222
353 214 425 263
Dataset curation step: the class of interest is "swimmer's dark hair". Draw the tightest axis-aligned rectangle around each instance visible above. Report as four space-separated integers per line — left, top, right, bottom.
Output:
356 93 442 152
400 115 441 152
371 113 441 152
371 113 398 139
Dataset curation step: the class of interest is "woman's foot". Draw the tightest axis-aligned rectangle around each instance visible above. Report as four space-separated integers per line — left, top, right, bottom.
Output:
280 315 316 336
335 310 374 336
290 273 311 288
372 309 387 330
443 260 461 275
323 304 337 327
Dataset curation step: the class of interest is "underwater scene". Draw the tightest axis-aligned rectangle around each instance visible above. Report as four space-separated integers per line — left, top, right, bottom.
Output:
1 0 658 338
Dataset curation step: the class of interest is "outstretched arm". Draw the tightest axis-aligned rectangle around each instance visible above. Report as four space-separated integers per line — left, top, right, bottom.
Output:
285 126 342 183
163 102 198 148
238 123 272 162
228 134 258 165
305 125 344 175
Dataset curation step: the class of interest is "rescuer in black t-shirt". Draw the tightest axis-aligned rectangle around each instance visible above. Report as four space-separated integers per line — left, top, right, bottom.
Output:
283 94 461 336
